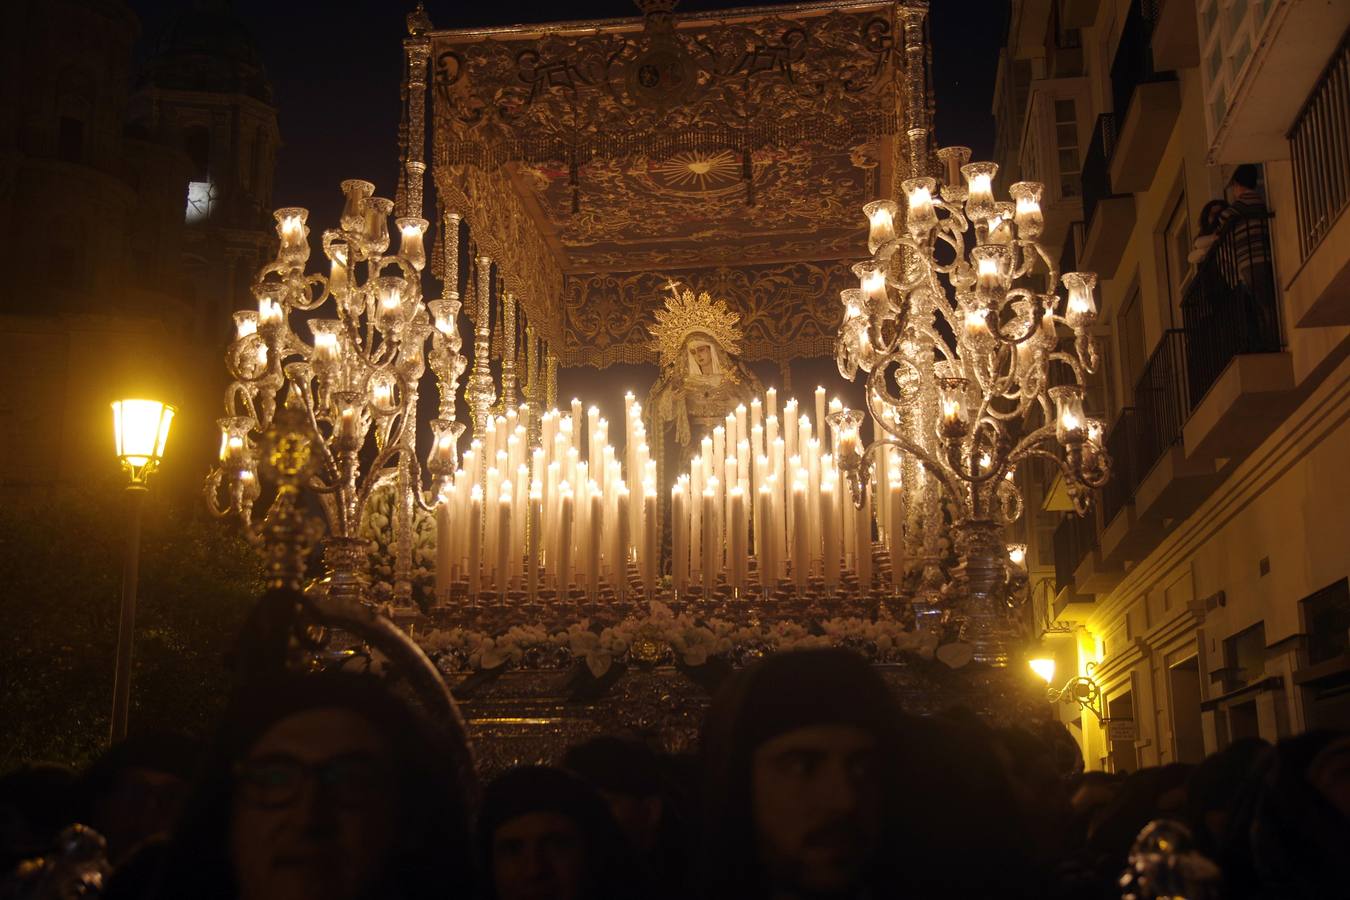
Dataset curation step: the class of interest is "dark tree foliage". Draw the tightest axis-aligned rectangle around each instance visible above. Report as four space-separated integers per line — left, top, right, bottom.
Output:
0 475 261 768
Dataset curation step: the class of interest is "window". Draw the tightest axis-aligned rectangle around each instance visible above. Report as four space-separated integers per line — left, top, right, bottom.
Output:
54 67 93 163
184 126 211 181
1162 194 1191 329
1224 622 1267 687
1054 98 1081 198
1118 288 1146 396
185 180 217 224
1303 578 1350 666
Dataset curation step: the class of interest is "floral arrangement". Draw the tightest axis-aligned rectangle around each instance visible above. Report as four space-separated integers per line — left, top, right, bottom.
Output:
359 481 437 605
416 600 940 680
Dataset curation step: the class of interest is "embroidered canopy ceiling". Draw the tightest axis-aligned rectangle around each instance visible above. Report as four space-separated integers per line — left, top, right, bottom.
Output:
422 0 928 366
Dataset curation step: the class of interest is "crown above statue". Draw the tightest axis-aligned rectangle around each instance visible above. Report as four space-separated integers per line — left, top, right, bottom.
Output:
648 283 744 369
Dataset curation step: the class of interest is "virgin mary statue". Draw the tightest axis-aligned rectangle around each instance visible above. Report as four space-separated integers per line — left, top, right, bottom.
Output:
646 285 763 554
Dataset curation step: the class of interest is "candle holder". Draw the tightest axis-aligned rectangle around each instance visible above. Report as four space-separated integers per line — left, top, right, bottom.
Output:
206 180 467 607
834 149 1112 666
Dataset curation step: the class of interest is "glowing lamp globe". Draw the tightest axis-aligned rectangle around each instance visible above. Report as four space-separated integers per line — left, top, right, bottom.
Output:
112 399 175 484
1028 657 1057 685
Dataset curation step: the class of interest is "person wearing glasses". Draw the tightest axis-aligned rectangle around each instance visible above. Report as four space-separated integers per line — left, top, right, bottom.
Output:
148 672 476 900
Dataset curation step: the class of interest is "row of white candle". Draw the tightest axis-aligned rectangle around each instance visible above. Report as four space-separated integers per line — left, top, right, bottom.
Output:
667 393 908 596
433 395 662 601
432 389 911 601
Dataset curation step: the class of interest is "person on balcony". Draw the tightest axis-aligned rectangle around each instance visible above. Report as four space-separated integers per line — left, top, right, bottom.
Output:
1220 165 1277 348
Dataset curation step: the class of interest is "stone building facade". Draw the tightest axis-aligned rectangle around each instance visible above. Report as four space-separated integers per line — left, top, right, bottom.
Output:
0 0 279 499
996 0 1350 769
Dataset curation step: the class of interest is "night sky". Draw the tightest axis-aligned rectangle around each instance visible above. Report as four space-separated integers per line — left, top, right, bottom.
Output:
128 0 1003 225
129 0 1005 422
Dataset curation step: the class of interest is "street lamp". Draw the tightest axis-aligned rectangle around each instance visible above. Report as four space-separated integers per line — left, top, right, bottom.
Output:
1029 655 1108 724
109 398 175 742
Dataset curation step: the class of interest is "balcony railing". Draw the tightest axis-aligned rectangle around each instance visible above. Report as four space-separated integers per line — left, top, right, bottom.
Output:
1054 510 1098 596
1081 113 1119 228
1181 211 1282 405
1100 408 1140 527
1109 0 1173 128
1290 31 1350 259
1133 329 1189 478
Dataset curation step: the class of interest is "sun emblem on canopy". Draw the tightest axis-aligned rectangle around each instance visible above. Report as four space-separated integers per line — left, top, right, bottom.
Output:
647 283 744 369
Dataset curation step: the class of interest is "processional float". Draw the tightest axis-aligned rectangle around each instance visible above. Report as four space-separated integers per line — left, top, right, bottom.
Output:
204 0 1109 763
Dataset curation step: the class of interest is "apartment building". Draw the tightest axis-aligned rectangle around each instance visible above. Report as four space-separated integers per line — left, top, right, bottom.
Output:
996 0 1350 771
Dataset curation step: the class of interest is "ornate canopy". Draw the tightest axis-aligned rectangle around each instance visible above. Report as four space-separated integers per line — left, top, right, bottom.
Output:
420 0 928 367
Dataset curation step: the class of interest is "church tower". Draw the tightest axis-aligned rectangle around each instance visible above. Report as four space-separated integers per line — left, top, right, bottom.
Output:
130 0 280 344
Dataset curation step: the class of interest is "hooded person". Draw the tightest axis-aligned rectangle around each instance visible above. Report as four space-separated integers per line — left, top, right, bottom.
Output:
696 648 910 900
561 736 691 894
478 765 645 900
148 671 477 900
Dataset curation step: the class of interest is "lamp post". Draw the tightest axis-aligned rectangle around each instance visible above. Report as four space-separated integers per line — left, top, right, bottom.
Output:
109 398 175 742
1029 656 1108 724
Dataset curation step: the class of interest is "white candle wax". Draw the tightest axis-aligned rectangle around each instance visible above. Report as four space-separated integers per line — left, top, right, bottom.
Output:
496 491 513 596
436 497 451 604
643 487 658 598
792 483 810 593
528 485 542 601
729 486 746 595
556 485 573 599
815 386 827 446
821 480 840 592
588 490 603 601
856 486 873 589
467 485 483 600
701 488 717 595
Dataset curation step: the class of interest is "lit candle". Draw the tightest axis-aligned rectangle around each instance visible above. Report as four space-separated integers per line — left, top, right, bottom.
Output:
468 485 483 600
570 399 583 450
905 178 936 234
614 484 630 601
588 489 603 602
436 493 451 604
735 404 748 452
258 295 283 330
556 483 573 599
815 387 827 446
496 489 513 596
765 386 778 422
821 479 840 592
672 481 688 598
757 484 774 594
643 485 658 599
701 487 718 596
965 307 991 341
864 199 898 252
792 481 810 594
729 486 747 596
587 406 601 475
528 482 542 602
855 486 873 590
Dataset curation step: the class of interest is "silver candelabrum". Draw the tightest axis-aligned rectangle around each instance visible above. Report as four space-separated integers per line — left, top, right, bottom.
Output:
205 179 466 604
834 146 1110 666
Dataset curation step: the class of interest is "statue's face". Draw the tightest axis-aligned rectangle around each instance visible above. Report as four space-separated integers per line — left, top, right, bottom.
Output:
691 342 714 374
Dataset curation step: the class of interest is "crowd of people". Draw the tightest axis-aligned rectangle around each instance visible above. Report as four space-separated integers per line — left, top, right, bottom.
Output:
3 647 1347 899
